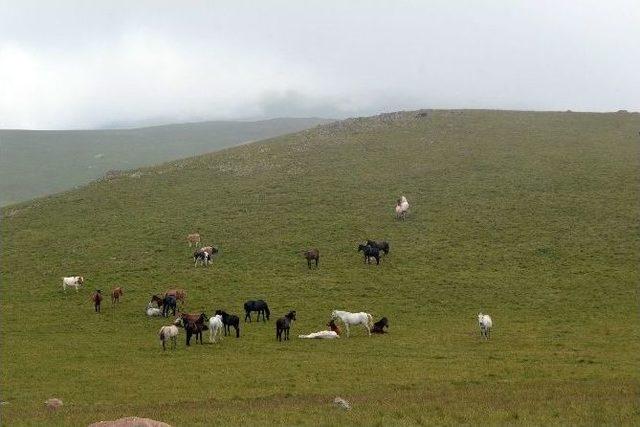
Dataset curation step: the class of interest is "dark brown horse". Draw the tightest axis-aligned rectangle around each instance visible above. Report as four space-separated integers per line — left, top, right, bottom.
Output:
327 319 341 335
276 310 296 341
91 290 103 313
175 312 208 346
303 248 320 269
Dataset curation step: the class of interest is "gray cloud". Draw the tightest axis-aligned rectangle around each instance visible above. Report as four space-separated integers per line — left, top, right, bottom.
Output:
1 0 638 129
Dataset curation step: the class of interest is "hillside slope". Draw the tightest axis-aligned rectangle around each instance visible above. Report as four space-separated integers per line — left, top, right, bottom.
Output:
1 110 639 425
0 117 333 206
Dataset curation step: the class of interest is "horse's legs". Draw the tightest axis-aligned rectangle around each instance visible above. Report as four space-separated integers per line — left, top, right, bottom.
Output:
308 259 311 269
316 258 319 268
162 339 166 351
209 328 214 343
245 312 251 322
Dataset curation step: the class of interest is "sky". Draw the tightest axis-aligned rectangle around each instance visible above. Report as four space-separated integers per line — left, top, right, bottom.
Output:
1 0 638 129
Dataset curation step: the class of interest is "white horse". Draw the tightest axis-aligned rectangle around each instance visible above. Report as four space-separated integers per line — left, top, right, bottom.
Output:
298 330 340 339
331 310 373 337
146 303 162 317
158 325 179 350
395 195 409 220
478 313 493 339
208 314 224 343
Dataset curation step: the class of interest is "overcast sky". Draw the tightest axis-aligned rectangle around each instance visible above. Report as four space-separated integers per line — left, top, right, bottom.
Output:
1 0 638 129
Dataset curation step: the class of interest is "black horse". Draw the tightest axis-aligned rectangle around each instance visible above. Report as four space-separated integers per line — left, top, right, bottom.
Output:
303 248 320 269
244 300 270 322
276 310 296 341
358 244 380 265
371 317 389 334
176 312 208 346
366 240 390 255
162 295 177 317
215 310 240 338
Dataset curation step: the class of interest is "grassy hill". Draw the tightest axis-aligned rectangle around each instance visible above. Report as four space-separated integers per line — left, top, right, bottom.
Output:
0 117 333 206
1 110 638 426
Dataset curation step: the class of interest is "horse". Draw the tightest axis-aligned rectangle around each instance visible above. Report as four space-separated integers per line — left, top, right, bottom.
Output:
162 295 177 317
244 300 270 322
208 314 224 343
331 310 373 337
175 312 208 346
164 289 186 304
366 240 390 255
303 248 320 269
150 294 164 308
358 244 380 265
215 310 240 338
193 250 211 267
478 313 493 339
276 311 296 341
111 287 123 304
91 290 103 313
371 317 389 334
327 319 341 335
395 196 409 220
146 303 162 317
159 325 179 350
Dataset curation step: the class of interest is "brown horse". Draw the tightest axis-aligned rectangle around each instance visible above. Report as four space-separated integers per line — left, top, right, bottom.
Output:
303 248 320 269
91 290 103 313
111 287 123 304
164 289 186 304
175 312 208 346
327 319 341 335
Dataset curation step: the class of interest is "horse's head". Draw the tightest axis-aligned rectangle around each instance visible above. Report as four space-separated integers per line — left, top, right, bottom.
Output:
199 313 208 323
287 310 296 321
358 244 366 252
331 310 338 319
215 309 223 316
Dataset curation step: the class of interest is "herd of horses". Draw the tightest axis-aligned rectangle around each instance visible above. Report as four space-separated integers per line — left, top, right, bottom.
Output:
69 195 493 351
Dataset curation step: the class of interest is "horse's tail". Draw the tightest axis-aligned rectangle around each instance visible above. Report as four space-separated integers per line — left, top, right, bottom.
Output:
367 313 374 329
159 328 165 341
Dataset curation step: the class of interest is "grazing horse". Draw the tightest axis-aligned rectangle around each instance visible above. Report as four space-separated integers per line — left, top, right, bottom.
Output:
187 233 201 247
175 313 208 346
244 300 270 322
91 290 103 313
276 311 296 341
366 240 390 255
193 250 211 267
150 294 165 308
111 287 123 304
215 310 240 338
358 244 380 265
208 314 224 343
303 248 320 269
159 325 179 350
331 310 373 337
371 317 389 334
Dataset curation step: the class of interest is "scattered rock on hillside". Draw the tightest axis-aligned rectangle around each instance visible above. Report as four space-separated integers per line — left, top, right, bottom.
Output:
333 396 351 410
88 416 172 427
44 398 63 410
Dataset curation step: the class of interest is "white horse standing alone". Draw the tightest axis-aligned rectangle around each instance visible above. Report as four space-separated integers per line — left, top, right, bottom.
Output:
395 196 410 220
159 325 179 350
331 310 373 337
478 313 493 339
208 314 224 343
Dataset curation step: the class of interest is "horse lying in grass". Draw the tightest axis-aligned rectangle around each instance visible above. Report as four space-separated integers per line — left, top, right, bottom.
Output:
371 317 389 334
276 311 296 341
215 310 240 338
159 325 179 350
299 320 341 339
331 310 373 337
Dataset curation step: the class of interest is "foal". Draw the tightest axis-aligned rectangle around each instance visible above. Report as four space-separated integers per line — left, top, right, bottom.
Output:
303 248 320 269
111 287 123 304
276 311 296 341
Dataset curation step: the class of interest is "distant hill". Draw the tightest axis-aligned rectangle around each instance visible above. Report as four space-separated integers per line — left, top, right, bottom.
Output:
0 117 333 206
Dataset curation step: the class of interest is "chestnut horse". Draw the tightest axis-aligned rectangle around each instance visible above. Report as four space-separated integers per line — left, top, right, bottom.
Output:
111 287 123 304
